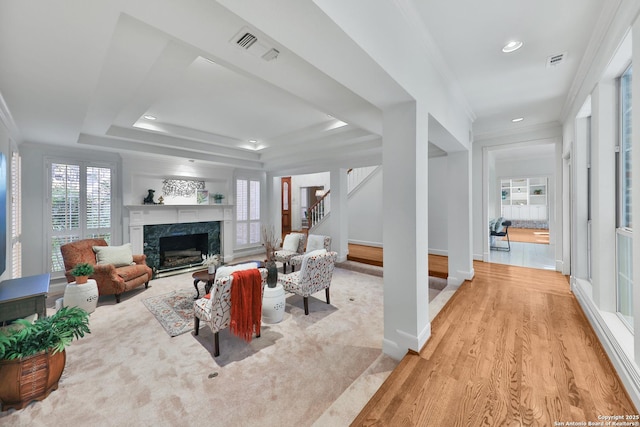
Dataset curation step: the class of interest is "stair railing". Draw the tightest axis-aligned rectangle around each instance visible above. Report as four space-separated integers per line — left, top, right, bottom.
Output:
307 190 330 229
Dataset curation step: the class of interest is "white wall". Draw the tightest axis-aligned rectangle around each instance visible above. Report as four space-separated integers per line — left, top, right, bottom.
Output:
428 156 448 254
20 143 123 278
347 167 382 246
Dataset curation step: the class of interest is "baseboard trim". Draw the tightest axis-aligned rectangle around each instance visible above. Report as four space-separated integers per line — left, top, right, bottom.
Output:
428 249 448 256
572 278 640 410
349 240 382 248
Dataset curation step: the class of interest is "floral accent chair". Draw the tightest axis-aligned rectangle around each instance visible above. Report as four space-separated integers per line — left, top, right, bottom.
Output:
193 268 267 356
290 234 331 272
273 232 306 273
278 250 337 315
60 238 153 303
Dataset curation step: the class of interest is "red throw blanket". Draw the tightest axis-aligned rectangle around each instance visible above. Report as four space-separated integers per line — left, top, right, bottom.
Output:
229 269 262 342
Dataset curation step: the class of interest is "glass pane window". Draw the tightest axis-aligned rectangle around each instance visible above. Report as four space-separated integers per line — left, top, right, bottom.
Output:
51 164 80 232
616 230 633 329
620 65 632 229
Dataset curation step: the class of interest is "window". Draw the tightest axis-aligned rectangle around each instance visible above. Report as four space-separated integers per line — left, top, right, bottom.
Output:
616 64 632 330
11 151 22 278
49 161 113 273
236 178 261 246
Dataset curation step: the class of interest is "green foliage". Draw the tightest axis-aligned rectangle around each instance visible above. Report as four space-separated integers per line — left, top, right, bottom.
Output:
71 262 94 277
0 306 90 360
213 193 224 201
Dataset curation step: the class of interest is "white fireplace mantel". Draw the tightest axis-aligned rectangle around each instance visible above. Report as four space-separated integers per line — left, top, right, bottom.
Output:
126 204 235 263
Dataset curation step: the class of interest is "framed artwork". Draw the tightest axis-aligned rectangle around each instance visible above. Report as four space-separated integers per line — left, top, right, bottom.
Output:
196 189 209 205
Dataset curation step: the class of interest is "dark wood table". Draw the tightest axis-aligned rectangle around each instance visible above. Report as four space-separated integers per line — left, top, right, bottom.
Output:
0 273 51 324
192 261 264 299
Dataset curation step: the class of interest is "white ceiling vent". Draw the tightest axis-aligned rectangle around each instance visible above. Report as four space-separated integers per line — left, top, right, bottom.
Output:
231 27 279 61
546 52 567 68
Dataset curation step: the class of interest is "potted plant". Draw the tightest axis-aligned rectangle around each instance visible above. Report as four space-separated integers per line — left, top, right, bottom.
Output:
213 193 225 204
70 262 94 285
0 306 90 411
202 253 221 274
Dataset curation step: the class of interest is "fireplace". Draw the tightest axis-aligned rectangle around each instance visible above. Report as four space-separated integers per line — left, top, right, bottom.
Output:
143 221 221 276
159 233 208 270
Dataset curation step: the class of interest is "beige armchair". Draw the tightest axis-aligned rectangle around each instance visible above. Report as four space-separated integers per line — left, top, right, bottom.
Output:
273 232 306 273
60 238 152 303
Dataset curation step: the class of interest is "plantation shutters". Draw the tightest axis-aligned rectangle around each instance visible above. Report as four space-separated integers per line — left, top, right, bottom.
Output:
49 162 113 273
10 151 22 278
236 178 261 247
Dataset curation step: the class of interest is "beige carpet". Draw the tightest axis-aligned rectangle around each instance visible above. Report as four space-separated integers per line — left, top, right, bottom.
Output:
0 267 396 426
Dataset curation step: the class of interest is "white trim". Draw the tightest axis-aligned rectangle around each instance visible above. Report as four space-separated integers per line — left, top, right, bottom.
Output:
0 92 22 144
572 277 640 410
428 248 448 257
349 239 382 248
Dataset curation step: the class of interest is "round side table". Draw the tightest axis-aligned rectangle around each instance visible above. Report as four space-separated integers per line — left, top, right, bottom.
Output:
63 279 99 314
262 283 285 324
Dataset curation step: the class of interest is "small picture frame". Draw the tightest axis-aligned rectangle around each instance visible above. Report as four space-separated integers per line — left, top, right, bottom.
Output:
196 189 209 205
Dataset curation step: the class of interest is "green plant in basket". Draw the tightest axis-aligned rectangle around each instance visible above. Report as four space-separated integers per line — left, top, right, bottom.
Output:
0 306 90 360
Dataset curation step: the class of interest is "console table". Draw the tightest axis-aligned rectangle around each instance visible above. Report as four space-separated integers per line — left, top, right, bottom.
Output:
0 273 51 324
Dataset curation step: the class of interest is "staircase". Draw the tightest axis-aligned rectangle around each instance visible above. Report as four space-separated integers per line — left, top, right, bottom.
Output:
307 166 380 231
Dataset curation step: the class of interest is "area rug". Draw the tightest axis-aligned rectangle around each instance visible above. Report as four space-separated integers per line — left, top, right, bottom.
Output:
142 289 199 336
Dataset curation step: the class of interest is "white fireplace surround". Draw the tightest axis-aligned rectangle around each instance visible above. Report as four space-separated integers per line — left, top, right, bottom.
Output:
126 204 235 263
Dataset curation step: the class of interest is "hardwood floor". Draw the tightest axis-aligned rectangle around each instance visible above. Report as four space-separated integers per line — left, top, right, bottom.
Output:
347 244 448 278
352 261 637 426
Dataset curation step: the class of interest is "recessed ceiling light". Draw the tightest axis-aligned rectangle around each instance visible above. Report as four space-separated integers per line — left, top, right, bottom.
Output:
502 40 523 53
511 117 524 123
249 139 257 144
143 115 157 120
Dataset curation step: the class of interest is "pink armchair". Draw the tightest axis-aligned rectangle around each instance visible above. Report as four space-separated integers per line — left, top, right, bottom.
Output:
60 238 152 303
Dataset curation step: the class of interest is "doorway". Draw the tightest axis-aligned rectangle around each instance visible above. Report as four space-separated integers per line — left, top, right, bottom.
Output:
281 177 291 235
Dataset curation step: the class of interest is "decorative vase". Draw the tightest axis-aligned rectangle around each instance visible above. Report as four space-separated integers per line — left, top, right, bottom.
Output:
208 265 216 274
266 260 278 288
0 349 66 411
64 279 99 314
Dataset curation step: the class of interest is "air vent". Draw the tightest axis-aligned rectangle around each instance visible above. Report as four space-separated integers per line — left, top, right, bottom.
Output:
546 52 567 68
236 32 258 50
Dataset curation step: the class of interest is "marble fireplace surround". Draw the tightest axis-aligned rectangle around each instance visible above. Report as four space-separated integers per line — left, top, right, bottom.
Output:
127 205 234 275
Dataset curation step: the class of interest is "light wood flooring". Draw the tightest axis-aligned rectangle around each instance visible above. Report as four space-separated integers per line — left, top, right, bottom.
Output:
352 261 637 426
347 244 448 279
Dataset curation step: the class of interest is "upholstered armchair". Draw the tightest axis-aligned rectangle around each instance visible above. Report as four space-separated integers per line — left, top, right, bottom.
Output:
290 234 331 272
273 232 306 273
278 250 337 315
193 267 267 356
60 238 153 303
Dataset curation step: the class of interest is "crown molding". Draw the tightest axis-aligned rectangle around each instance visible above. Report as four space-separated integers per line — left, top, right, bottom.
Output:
0 91 22 144
561 0 640 122
474 121 562 143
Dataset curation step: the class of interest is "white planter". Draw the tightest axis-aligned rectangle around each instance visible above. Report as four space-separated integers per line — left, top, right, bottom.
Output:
208 265 216 274
262 283 285 324
63 279 99 314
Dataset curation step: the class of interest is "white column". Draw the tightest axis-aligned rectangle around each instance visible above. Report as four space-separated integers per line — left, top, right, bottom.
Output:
632 18 640 365
590 82 616 311
330 168 349 262
572 116 590 282
447 150 474 285
382 101 430 360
